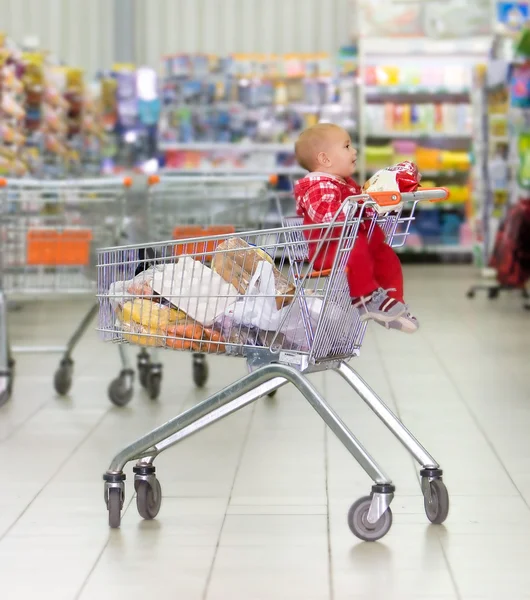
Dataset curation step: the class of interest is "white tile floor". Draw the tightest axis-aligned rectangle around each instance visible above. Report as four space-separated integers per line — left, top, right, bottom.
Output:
1 265 530 600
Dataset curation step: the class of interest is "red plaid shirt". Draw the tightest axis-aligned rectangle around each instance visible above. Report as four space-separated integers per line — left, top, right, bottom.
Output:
294 173 362 223
293 173 366 271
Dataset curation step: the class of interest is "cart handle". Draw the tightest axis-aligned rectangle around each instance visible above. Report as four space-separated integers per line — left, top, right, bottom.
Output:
0 177 134 189
360 186 450 207
365 190 402 207
147 173 271 186
400 186 450 203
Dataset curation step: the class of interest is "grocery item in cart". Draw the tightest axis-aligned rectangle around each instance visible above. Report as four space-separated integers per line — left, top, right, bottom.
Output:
150 258 239 326
120 299 185 330
109 257 239 322
212 237 296 310
113 291 228 352
363 161 421 214
224 261 325 351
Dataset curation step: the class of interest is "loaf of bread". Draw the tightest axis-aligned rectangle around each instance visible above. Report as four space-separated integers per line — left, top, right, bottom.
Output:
212 238 295 310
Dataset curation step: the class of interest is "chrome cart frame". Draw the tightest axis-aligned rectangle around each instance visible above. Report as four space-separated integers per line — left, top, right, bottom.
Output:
98 187 450 541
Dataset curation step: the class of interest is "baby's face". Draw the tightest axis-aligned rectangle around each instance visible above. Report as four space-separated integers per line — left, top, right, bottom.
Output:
322 128 357 179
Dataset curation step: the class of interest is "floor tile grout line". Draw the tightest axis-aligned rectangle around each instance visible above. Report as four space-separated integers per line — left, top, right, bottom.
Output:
201 398 259 600
74 386 203 599
0 406 112 544
436 533 462 600
371 332 424 492
0 394 55 445
73 494 137 600
423 331 530 511
323 371 334 600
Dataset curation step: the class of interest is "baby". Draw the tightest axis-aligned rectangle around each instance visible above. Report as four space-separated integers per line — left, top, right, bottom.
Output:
293 123 417 333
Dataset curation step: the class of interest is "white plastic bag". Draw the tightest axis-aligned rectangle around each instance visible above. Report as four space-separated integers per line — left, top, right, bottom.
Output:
225 261 322 351
151 257 239 327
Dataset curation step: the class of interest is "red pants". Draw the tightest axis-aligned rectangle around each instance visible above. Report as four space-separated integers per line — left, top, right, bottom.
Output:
346 224 404 302
305 222 404 302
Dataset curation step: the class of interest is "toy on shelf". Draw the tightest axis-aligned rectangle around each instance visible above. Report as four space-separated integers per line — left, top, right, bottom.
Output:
0 42 30 176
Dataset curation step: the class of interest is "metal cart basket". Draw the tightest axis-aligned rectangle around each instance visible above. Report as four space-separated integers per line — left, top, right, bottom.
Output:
0 176 131 407
97 187 450 542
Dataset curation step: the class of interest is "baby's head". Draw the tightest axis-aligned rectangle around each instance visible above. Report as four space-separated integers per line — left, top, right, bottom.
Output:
295 123 357 180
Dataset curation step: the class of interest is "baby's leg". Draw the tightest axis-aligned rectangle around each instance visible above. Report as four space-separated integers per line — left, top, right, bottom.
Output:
346 230 406 324
369 225 419 333
345 232 379 298
369 225 404 302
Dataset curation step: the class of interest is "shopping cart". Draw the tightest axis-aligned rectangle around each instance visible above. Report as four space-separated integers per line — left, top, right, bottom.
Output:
131 174 280 400
0 177 131 407
98 187 450 542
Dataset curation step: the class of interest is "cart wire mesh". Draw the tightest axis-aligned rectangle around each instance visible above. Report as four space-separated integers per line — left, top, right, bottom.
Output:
98 188 449 365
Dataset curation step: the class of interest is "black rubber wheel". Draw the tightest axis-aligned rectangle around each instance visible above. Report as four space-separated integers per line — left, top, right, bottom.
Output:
0 388 10 408
423 478 450 525
146 372 162 401
7 359 14 397
54 366 73 396
137 351 150 388
466 290 475 299
139 366 149 388
108 376 134 407
108 488 122 529
193 358 208 388
136 478 162 520
488 288 499 300
347 496 393 542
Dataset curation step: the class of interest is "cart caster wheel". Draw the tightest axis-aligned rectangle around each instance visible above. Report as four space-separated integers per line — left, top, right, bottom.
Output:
107 488 122 529
423 478 449 525
488 288 499 300
136 478 162 520
54 358 73 396
193 354 208 388
347 496 393 542
137 350 150 388
146 370 162 401
0 386 10 408
466 290 475 299
108 370 134 407
1 363 14 407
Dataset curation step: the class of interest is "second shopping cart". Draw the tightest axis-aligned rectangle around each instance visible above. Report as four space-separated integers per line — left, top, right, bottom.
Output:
130 173 281 401
0 177 131 407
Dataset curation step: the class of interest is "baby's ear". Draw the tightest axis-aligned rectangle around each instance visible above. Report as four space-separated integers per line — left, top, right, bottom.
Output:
317 151 329 166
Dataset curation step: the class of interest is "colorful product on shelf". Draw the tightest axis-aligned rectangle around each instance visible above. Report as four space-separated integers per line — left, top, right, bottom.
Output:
364 102 472 136
365 144 471 174
509 63 530 108
159 50 358 147
364 63 471 91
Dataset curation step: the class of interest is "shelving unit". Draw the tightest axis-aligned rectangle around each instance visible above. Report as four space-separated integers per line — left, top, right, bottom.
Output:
157 51 360 174
467 38 530 308
356 36 491 258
